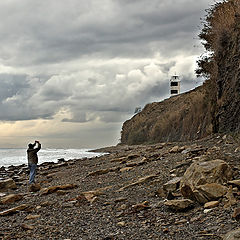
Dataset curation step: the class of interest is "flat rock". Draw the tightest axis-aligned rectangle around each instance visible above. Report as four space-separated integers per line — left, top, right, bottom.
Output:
40 184 77 195
0 204 30 216
120 167 133 172
204 201 219 209
25 214 40 220
164 199 194 211
0 193 24 204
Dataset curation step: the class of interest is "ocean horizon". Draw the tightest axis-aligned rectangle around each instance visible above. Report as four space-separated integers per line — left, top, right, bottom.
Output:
0 148 104 167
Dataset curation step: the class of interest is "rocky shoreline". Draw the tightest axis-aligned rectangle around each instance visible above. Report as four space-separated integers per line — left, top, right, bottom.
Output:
1 134 240 239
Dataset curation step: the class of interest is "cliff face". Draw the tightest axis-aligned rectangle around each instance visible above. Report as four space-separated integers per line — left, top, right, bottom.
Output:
215 27 240 133
121 0 240 145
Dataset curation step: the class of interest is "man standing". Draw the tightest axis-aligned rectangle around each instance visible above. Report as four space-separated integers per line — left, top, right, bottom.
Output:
27 140 41 184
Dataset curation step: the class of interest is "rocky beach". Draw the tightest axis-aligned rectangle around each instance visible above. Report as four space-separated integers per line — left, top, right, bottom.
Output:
1 133 240 240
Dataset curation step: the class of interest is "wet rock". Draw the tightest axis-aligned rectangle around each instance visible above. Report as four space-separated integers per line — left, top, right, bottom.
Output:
164 199 194 211
0 194 24 204
181 160 232 202
0 178 17 191
223 228 240 240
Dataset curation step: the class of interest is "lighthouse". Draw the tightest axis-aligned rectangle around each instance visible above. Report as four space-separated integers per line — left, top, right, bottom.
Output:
170 75 180 96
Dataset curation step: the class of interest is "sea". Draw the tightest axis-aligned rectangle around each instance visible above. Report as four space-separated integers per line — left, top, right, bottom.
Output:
0 148 105 167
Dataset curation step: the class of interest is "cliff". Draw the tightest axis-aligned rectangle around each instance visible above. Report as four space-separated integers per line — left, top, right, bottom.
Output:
121 81 214 145
121 0 240 145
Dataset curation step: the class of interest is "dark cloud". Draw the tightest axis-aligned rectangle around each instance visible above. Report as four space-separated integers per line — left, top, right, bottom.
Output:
0 0 213 66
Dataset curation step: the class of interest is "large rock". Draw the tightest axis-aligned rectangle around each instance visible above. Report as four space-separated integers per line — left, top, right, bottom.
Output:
0 178 17 191
180 160 232 202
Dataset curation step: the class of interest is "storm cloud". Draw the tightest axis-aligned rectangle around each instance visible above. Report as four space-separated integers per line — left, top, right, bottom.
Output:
0 0 217 148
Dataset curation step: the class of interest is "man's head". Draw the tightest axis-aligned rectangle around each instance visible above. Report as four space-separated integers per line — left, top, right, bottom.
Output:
28 143 34 149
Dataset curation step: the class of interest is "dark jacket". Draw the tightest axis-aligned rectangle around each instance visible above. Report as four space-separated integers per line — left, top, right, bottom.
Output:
27 142 41 164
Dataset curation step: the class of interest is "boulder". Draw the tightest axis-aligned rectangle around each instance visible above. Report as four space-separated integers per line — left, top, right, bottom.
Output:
164 199 194 211
0 178 17 191
180 160 232 202
0 194 24 204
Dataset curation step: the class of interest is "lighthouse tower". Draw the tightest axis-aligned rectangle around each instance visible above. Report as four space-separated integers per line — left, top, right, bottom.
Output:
170 75 180 96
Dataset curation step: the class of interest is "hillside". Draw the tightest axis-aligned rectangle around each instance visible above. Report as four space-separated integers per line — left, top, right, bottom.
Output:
121 0 240 145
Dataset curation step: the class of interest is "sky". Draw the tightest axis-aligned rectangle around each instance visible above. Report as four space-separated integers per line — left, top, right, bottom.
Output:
0 0 217 149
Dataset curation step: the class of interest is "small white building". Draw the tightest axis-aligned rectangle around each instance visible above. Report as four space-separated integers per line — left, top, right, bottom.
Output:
170 75 180 96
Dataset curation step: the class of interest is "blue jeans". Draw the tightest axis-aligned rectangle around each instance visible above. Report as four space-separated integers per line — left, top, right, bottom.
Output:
28 163 37 184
